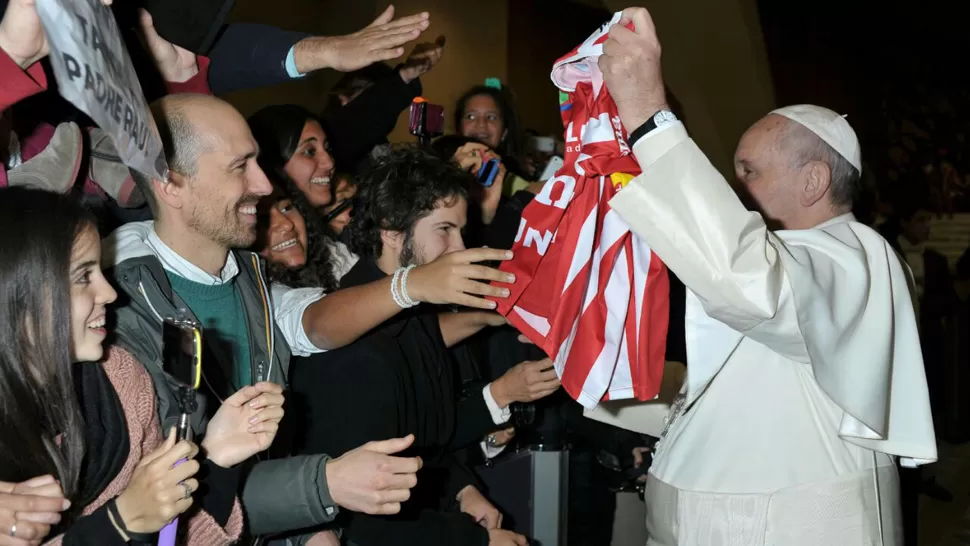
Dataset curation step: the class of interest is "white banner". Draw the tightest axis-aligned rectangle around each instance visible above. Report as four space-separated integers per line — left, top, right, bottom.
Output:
35 0 167 181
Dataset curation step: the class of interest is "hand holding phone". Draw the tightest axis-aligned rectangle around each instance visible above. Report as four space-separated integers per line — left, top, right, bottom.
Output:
477 158 501 187
158 314 202 546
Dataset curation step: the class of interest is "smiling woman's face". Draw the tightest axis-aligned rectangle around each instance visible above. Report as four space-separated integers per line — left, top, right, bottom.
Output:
258 197 309 270
460 94 505 150
69 224 118 363
284 120 335 207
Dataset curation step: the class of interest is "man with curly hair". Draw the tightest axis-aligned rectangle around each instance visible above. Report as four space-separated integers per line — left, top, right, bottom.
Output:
293 146 557 546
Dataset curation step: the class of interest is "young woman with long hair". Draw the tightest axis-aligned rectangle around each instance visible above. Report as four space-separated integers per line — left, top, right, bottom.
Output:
0 188 284 544
454 85 526 175
247 105 346 292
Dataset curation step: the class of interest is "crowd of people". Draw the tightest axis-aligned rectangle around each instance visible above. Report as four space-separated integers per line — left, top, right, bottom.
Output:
0 0 607 544
0 1 958 545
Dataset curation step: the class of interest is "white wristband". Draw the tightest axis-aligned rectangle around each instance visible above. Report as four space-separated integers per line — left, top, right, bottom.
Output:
391 266 418 309
400 265 418 307
390 268 407 309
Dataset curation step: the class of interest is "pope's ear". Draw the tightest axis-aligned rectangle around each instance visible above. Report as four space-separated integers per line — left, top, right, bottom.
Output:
799 161 832 208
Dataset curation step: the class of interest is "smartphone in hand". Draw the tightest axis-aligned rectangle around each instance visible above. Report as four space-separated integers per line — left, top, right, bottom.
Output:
478 158 501 187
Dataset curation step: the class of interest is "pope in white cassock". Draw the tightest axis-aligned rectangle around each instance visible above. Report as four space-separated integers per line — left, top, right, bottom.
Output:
592 7 938 546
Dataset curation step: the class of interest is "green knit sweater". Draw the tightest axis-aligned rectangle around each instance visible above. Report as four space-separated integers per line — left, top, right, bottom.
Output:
167 273 252 389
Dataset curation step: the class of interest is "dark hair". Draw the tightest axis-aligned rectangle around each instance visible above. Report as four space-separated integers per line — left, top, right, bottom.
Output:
248 104 339 292
454 85 523 161
430 134 491 163
0 187 90 500
332 172 356 195
248 104 322 176
258 181 343 292
347 145 470 260
878 194 931 251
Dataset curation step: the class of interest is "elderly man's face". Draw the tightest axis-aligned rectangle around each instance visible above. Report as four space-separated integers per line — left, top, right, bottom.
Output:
733 115 801 228
184 105 273 249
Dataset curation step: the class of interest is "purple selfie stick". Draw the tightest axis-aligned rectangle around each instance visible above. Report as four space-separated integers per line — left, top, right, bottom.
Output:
158 414 191 546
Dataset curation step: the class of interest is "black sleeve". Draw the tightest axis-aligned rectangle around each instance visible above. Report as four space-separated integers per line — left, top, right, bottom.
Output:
343 510 488 546
484 190 535 250
199 459 243 527
441 452 480 504
207 23 310 95
321 64 422 173
450 387 499 451
61 504 135 546
291 341 401 458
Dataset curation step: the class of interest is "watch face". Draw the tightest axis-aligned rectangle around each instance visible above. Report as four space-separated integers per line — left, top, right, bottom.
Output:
655 110 677 125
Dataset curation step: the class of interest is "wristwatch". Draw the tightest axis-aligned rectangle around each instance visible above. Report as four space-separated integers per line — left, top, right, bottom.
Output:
628 109 679 147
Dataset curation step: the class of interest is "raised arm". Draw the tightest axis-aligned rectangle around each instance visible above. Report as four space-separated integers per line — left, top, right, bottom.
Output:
300 247 514 351
206 7 429 96
599 8 936 465
206 23 309 95
291 6 429 76
600 8 807 355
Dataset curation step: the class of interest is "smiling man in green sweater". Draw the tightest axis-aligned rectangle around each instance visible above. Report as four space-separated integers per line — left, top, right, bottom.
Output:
103 92 424 544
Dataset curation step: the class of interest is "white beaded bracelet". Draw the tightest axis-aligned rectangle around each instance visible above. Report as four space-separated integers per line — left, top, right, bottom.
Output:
400 265 418 307
391 266 418 309
390 267 407 308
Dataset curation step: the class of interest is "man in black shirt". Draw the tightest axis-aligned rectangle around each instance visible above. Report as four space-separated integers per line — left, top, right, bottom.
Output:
293 147 545 546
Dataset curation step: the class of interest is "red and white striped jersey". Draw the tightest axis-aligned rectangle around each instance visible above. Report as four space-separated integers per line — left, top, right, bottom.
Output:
492 13 670 409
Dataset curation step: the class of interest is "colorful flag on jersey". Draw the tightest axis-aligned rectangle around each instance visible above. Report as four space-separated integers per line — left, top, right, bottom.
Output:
492 12 670 409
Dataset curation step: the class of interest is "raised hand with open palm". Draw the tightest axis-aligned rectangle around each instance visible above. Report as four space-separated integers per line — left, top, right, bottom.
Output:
294 5 431 74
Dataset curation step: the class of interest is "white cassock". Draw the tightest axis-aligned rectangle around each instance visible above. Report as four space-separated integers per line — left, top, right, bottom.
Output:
591 122 937 546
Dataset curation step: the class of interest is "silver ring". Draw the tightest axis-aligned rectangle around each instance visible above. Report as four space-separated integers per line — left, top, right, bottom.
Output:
9 523 15 537
181 482 192 500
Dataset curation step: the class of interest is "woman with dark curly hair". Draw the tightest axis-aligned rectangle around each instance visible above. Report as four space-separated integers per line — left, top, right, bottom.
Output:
247 104 348 292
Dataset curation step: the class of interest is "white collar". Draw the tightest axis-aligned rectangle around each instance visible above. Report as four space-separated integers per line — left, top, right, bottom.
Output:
815 212 856 229
146 227 239 286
